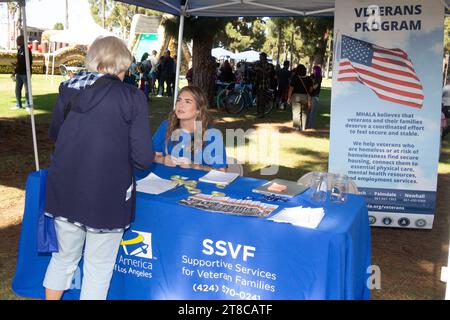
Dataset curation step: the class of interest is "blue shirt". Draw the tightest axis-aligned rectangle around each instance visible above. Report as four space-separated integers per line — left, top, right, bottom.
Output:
152 120 227 169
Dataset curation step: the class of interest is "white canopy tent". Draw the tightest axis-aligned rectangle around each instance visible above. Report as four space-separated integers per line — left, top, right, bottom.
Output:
211 47 235 59
46 23 118 84
233 50 260 62
49 23 117 45
233 49 273 62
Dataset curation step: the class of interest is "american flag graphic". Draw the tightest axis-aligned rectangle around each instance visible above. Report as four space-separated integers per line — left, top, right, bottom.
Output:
337 35 423 108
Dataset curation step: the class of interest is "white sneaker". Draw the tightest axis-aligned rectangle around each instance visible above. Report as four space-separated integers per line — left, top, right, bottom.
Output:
10 106 21 110
156 94 163 98
25 107 31 113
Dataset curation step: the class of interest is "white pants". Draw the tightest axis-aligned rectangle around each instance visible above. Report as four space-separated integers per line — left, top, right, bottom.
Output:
291 93 308 130
43 219 123 300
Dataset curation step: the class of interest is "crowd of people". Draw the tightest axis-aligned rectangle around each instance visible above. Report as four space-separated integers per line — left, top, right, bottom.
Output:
123 48 177 99
213 52 323 129
10 33 323 131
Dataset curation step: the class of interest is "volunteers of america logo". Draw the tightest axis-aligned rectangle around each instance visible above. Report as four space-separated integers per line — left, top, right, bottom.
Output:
120 230 153 259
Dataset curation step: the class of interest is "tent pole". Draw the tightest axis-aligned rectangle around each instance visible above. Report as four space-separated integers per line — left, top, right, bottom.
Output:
21 0 40 171
51 42 55 86
173 7 185 109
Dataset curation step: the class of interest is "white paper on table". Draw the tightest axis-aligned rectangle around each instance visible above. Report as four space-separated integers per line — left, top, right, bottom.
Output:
199 170 239 185
268 207 325 229
136 173 178 195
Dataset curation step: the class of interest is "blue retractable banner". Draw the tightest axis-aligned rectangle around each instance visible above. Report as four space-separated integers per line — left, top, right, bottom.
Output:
329 0 444 229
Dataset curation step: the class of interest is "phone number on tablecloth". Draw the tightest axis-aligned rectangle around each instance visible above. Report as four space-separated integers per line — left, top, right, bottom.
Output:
222 285 261 300
192 283 261 300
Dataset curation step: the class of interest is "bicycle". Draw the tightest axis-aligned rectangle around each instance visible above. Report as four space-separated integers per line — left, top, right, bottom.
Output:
224 82 275 115
215 81 235 111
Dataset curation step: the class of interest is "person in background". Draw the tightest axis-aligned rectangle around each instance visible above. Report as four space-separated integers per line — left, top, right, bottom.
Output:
123 57 138 86
11 35 33 112
171 55 177 94
253 52 271 118
149 50 158 94
218 60 235 84
139 53 152 100
152 86 227 171
138 52 149 91
276 61 291 110
306 65 323 130
268 63 277 92
155 56 164 97
158 50 175 97
288 64 313 131
43 36 154 300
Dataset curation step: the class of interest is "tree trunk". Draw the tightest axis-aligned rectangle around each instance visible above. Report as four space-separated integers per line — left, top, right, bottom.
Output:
181 41 192 74
284 42 288 63
159 34 171 57
325 31 332 79
308 56 314 73
192 32 215 107
277 24 282 65
289 28 294 65
313 30 328 67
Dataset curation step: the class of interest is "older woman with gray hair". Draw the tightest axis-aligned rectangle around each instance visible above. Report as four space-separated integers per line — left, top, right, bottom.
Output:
43 36 154 300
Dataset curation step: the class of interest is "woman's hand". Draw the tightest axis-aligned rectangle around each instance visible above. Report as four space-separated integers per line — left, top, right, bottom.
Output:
164 156 192 168
163 155 177 167
173 156 192 168
154 153 165 164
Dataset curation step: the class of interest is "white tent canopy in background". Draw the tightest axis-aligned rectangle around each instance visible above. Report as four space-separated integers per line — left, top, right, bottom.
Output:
49 23 117 45
234 49 270 62
47 23 118 83
211 47 235 59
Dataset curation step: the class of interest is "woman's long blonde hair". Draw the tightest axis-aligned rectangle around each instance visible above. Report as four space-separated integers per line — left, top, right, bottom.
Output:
165 86 212 155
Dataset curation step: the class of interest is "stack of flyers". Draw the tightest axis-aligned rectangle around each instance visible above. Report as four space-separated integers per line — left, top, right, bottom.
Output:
178 194 279 217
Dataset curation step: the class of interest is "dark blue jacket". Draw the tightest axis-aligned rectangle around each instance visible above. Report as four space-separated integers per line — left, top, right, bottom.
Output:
46 74 154 230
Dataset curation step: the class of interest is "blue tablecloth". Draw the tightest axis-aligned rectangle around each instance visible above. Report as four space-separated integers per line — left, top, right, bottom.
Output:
12 164 371 300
